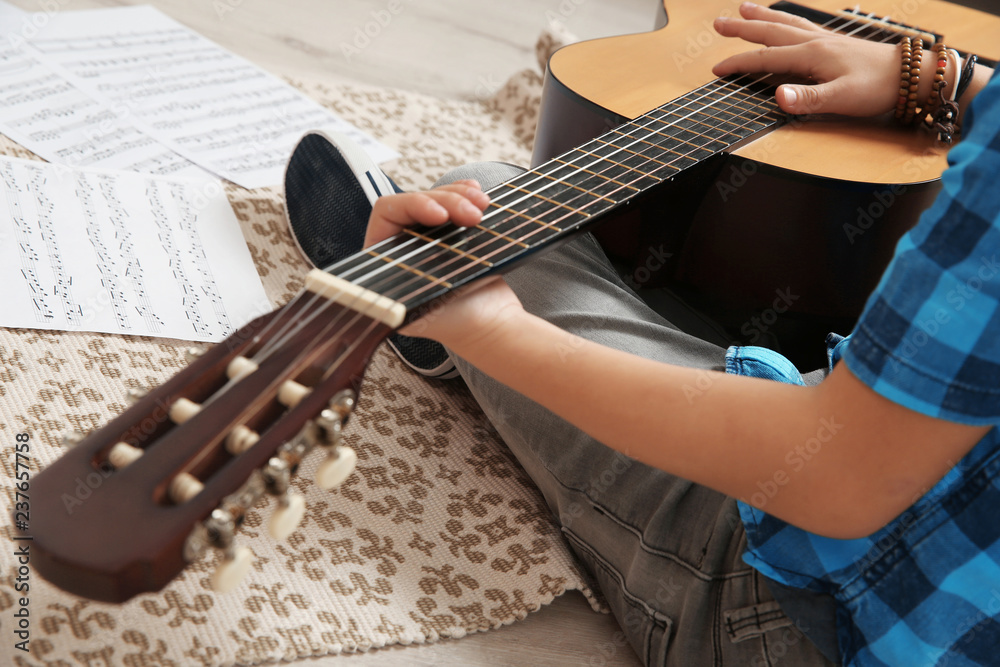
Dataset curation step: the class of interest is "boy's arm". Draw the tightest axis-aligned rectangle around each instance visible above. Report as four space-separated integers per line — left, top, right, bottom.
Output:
434 304 991 541
357 3 995 540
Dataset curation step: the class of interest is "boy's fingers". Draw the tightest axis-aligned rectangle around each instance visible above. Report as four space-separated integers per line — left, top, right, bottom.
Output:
366 189 488 247
712 42 814 78
714 15 815 48
737 2 826 34
432 182 491 208
422 190 488 224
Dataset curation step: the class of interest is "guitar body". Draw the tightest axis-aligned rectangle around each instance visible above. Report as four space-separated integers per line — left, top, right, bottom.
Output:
533 0 1000 366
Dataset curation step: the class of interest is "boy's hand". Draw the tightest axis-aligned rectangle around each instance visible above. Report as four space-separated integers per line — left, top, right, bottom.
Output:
363 180 525 348
712 2 901 117
364 179 491 247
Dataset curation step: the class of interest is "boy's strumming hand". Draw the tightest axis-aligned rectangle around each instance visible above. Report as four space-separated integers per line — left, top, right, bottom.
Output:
712 2 902 117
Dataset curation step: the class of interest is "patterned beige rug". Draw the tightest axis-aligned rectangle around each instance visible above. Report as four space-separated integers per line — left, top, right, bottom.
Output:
1 28 603 666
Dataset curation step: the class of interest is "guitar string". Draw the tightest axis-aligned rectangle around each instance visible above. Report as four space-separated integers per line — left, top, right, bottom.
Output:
246 7 897 366
354 10 903 305
312 8 889 298
231 11 905 427
248 72 778 364
249 73 780 370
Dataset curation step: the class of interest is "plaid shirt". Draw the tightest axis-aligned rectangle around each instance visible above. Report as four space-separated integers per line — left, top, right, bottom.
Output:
732 69 1000 666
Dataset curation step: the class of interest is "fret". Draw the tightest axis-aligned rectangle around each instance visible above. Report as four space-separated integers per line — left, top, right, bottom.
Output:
402 228 493 268
357 228 516 299
652 98 761 131
495 175 605 212
481 200 569 241
561 150 661 191
646 108 741 143
588 137 681 173
619 118 731 153
613 126 724 161
550 156 640 192
475 224 530 249
570 142 673 184
520 161 624 205
601 134 703 172
684 80 764 110
362 248 451 289
414 219 525 266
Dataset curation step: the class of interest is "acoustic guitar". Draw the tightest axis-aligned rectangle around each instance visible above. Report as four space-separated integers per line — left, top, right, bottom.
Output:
534 0 1000 366
25 1 1000 602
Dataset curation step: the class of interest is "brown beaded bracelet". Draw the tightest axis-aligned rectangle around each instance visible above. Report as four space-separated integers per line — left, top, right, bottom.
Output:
901 38 924 126
921 42 949 120
894 37 913 121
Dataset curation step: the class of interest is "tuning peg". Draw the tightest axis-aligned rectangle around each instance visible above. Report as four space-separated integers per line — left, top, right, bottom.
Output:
126 387 149 404
315 445 357 490
211 545 253 593
268 493 306 540
262 456 306 539
184 346 206 363
315 408 343 445
60 430 85 448
329 389 357 419
200 507 253 593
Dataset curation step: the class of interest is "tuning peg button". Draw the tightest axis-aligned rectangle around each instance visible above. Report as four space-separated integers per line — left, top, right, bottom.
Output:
60 430 85 448
211 545 253 593
268 493 306 540
315 445 357 490
126 387 149 404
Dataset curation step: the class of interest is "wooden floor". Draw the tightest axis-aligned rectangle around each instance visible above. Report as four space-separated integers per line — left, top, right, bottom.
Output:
5 0 652 664
15 0 657 99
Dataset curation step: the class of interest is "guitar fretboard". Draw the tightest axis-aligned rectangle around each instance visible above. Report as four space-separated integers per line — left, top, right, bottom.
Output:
329 74 784 313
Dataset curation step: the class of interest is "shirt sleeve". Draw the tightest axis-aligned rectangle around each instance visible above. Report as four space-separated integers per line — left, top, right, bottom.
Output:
842 69 1000 426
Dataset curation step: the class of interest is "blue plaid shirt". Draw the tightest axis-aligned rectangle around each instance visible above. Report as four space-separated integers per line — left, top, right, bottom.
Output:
730 69 1000 666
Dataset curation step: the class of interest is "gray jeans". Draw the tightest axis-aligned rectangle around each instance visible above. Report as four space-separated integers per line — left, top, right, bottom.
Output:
435 163 837 667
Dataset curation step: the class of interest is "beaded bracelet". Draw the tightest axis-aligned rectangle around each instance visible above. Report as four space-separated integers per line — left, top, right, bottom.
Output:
894 37 914 121
901 38 924 125
922 42 949 119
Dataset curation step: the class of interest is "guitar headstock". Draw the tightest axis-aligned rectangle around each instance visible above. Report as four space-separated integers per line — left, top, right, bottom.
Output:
28 272 394 602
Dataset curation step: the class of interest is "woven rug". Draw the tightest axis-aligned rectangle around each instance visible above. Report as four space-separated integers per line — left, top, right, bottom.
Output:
0 28 604 666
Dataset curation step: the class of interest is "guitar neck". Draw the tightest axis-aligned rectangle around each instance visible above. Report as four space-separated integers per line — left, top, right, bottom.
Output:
327 75 785 315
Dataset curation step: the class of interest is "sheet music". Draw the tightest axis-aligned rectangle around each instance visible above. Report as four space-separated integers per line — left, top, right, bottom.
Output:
24 6 397 188
0 42 207 178
0 155 270 341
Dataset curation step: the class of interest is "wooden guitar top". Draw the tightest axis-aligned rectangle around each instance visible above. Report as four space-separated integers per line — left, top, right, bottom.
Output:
548 0 1000 184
